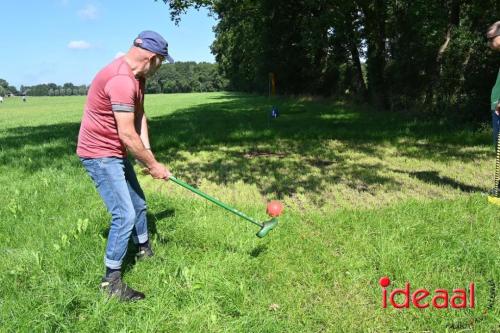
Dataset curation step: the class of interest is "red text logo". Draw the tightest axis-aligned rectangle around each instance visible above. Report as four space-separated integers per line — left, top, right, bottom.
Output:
380 277 475 309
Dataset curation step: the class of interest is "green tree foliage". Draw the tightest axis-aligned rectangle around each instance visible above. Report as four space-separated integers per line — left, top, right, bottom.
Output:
146 62 228 93
12 62 225 96
18 83 89 96
0 79 17 96
159 0 500 117
0 79 9 90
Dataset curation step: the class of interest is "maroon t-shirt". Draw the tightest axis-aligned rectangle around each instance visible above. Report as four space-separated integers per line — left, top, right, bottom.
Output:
77 56 145 158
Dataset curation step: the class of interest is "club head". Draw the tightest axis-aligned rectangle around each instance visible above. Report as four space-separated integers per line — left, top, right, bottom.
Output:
256 218 278 238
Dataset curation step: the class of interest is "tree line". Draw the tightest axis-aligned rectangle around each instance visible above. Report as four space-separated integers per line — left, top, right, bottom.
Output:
146 61 228 93
26 83 89 97
0 79 90 97
0 62 227 97
159 0 500 118
0 79 19 96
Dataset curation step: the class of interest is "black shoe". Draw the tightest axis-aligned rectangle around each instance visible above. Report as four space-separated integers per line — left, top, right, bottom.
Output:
100 272 145 302
136 244 154 261
488 187 500 197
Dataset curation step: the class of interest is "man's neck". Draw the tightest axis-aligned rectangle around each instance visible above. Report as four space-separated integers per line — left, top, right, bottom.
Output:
123 55 144 79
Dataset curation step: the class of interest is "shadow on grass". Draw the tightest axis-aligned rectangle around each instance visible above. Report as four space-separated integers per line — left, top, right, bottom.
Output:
249 244 268 258
0 93 491 200
99 209 175 274
390 169 485 193
410 170 484 193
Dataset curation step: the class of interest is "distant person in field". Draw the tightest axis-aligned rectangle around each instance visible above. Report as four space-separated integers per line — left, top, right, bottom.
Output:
22 95 26 102
0 96 3 103
77 30 174 301
488 21 500 148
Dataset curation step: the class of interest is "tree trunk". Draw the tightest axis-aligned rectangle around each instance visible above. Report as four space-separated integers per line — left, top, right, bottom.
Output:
346 9 367 101
361 0 388 109
425 0 460 105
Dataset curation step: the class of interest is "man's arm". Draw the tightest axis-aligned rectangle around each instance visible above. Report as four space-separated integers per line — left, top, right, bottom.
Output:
135 110 156 170
114 111 170 179
136 108 152 150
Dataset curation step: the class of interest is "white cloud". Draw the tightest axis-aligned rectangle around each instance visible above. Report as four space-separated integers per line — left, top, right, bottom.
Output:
78 4 98 20
68 40 92 49
115 52 126 59
60 0 70 6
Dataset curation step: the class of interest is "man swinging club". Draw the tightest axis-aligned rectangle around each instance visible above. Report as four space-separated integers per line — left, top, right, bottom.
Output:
77 31 173 301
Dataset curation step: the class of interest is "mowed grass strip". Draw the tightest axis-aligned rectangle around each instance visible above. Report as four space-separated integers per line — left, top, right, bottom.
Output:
0 93 498 332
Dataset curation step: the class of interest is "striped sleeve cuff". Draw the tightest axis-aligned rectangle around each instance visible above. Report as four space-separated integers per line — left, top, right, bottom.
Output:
112 104 134 112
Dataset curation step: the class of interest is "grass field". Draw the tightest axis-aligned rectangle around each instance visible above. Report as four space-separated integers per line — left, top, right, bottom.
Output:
0 93 498 332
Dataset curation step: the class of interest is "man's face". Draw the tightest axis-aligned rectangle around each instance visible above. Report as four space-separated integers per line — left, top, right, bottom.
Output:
490 35 500 51
143 55 164 77
487 25 500 51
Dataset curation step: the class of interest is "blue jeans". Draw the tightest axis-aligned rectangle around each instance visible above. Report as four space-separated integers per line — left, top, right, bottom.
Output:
80 157 149 270
493 110 500 149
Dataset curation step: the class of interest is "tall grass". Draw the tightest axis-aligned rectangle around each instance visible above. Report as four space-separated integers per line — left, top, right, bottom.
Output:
0 93 498 332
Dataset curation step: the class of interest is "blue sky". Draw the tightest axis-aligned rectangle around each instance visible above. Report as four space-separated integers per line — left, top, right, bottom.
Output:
0 0 218 88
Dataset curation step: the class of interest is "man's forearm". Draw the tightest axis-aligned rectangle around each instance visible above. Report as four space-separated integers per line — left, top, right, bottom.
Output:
139 114 151 149
120 132 157 168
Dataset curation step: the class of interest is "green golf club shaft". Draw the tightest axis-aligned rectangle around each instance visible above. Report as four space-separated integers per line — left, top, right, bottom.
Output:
495 132 500 190
169 176 263 227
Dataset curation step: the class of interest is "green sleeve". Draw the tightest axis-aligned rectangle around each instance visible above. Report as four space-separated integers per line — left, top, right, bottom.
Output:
492 69 500 110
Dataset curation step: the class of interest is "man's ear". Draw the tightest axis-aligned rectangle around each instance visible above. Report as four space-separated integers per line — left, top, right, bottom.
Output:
147 53 157 61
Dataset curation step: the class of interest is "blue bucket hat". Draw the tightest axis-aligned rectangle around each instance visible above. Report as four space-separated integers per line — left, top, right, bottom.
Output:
133 30 174 63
